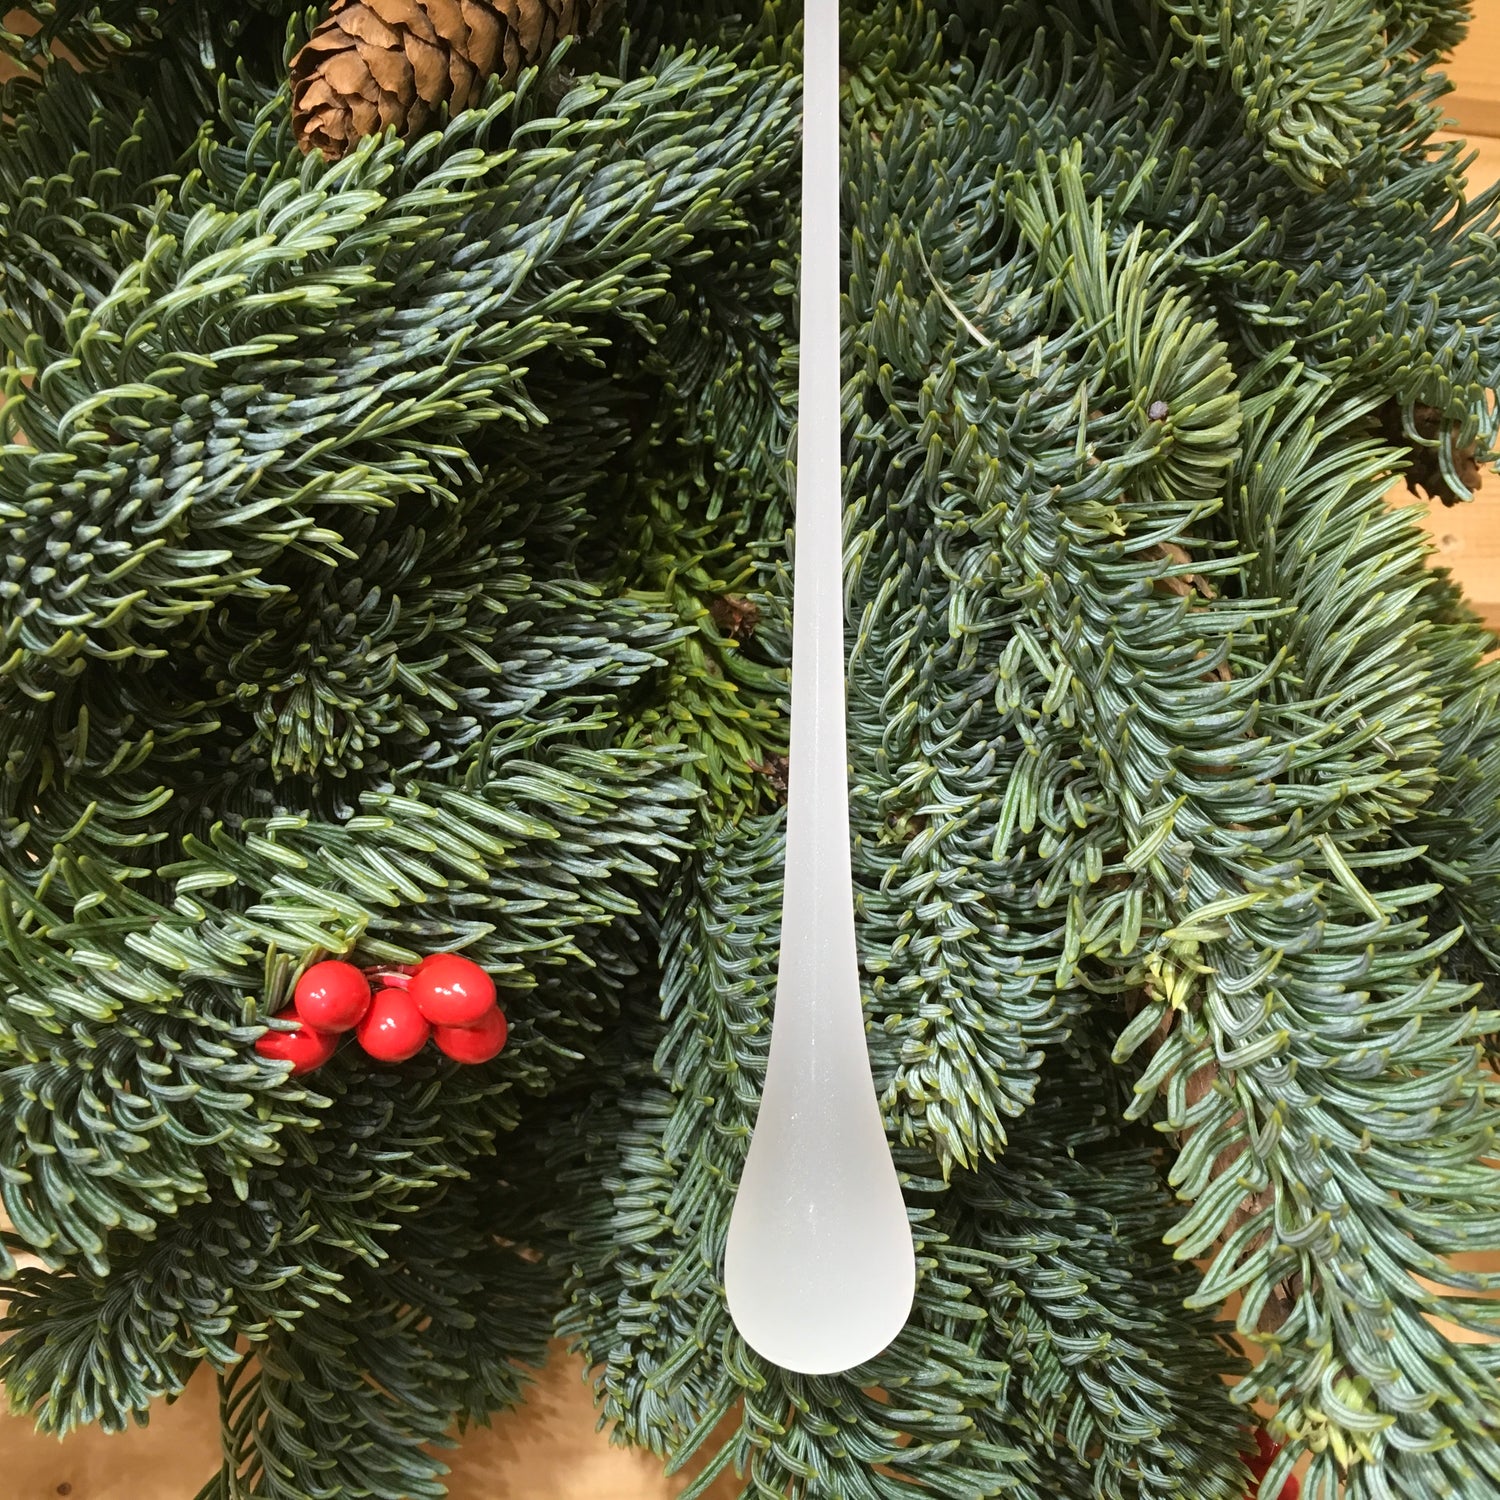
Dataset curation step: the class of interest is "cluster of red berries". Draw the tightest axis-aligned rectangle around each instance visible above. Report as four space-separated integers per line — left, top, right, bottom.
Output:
1244 1429 1299 1500
255 954 507 1074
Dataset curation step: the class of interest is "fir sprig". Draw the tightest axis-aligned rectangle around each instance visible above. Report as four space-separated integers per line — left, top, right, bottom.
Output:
1 2 1498 1497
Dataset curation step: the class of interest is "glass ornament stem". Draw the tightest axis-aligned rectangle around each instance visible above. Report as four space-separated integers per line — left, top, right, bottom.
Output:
723 0 916 1376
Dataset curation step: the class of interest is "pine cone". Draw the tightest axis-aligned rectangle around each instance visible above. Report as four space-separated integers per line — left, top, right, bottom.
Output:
1378 398 1485 507
291 0 599 159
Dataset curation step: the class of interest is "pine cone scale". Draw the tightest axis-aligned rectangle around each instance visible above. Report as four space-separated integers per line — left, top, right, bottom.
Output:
362 44 414 101
292 0 600 158
338 7 402 47
404 32 451 102
460 3 503 74
426 0 472 42
365 0 438 39
513 0 546 54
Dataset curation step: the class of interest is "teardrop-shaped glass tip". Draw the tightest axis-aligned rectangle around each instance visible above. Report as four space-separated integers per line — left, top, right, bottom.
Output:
725 1085 915 1374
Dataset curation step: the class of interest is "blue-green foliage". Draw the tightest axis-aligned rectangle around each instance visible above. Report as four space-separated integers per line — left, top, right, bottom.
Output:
0 2 1497 1498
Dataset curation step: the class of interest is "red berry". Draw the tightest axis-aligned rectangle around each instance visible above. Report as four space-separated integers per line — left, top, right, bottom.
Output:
294 959 372 1033
410 953 496 1028
1242 1431 1299 1500
433 1006 508 1064
1248 1477 1300 1500
356 987 431 1062
256 1007 337 1075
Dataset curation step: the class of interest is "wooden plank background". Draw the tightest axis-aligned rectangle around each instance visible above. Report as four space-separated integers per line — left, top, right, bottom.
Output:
1404 120 1500 630
1448 2 1500 134
5 13 1500 1500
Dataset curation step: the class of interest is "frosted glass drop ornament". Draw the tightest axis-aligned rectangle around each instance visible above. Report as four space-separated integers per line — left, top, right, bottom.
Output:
723 0 916 1377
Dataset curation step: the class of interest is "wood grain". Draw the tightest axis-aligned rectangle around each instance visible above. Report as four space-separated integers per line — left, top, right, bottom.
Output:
1401 127 1500 631
1446 1 1500 136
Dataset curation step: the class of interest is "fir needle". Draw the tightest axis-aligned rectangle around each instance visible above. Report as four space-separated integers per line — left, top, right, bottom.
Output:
723 0 916 1375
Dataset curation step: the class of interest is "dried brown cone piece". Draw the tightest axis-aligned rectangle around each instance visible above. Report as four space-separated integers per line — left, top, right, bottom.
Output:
708 594 761 643
751 753 789 805
291 0 600 159
1378 398 1485 507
